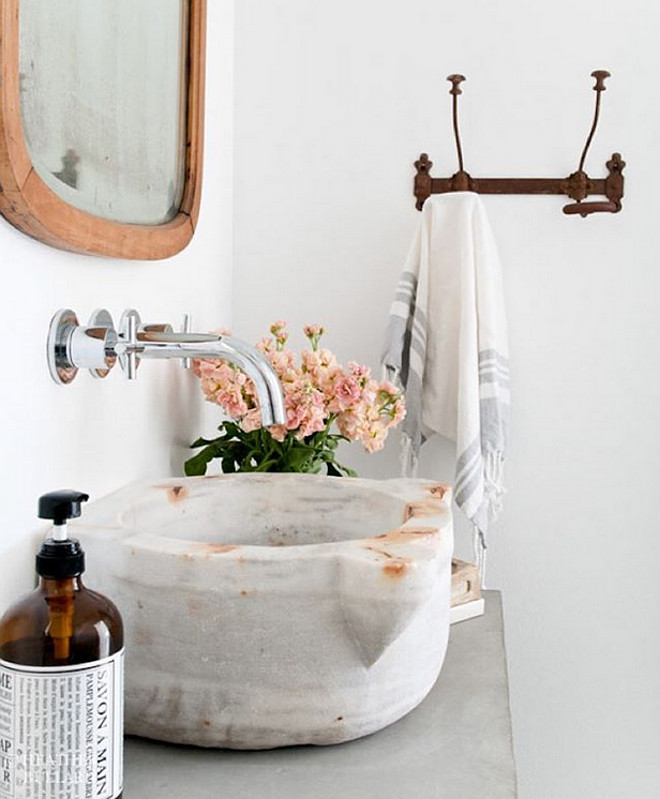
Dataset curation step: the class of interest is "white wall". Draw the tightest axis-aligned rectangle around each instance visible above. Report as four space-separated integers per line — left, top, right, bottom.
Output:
232 2 660 797
0 2 234 608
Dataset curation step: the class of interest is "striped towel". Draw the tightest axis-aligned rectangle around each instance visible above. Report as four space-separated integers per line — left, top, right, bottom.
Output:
382 193 510 576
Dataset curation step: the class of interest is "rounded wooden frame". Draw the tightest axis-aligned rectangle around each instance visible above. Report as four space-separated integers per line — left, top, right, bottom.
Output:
0 0 207 260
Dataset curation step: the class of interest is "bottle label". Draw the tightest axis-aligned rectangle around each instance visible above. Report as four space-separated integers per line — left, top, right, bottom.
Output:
0 650 124 799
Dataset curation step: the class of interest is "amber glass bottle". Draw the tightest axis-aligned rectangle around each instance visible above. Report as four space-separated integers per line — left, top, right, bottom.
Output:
0 491 124 799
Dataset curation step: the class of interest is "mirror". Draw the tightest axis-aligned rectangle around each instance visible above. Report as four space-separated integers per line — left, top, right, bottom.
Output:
19 0 188 226
0 0 206 259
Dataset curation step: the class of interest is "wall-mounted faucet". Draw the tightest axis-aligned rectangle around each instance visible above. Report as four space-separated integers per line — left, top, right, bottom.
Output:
46 309 286 427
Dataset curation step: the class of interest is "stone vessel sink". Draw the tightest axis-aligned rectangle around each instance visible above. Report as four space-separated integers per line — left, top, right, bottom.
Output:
74 474 454 749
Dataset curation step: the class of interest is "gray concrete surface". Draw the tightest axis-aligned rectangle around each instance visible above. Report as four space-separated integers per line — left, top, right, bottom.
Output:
124 590 516 798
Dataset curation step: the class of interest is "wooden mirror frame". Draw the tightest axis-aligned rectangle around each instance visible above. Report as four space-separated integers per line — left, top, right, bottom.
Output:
0 0 206 260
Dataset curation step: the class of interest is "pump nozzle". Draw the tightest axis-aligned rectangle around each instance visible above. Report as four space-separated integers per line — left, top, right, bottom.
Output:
39 490 89 543
36 490 88 577
38 490 89 525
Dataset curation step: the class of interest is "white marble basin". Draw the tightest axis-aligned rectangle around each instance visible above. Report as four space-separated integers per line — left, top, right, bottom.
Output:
74 474 454 749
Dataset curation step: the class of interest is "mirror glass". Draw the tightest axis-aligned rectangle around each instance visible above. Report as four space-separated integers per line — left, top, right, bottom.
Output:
19 0 189 226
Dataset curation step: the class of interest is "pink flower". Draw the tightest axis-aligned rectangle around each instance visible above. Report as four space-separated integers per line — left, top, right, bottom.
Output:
256 336 274 354
353 405 389 452
268 424 287 442
269 320 289 349
336 408 361 440
301 348 337 381
268 348 296 376
347 361 371 380
270 320 287 336
332 376 361 411
284 378 326 438
241 408 263 433
390 398 406 424
217 384 250 419
379 380 400 396
362 425 388 453
303 324 326 351
347 378 376 409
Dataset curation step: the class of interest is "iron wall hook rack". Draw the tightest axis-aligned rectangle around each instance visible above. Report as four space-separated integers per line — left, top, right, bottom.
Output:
414 70 625 217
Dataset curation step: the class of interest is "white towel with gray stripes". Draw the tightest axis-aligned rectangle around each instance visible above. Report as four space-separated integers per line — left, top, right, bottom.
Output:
382 192 509 571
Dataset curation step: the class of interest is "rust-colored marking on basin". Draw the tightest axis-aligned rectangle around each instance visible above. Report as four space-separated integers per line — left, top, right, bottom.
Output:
404 497 445 520
194 543 238 556
364 545 394 559
383 559 410 578
364 539 413 577
166 485 189 504
373 526 438 543
403 484 449 520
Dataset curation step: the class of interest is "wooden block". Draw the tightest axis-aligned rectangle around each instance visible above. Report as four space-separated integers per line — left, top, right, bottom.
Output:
451 558 482 607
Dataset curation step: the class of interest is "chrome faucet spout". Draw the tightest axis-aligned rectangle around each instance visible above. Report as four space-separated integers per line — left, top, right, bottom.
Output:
136 331 286 426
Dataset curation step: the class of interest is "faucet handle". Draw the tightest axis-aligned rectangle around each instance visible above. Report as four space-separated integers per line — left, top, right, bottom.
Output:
140 322 174 335
87 309 118 379
117 309 142 380
181 314 193 369
46 308 118 385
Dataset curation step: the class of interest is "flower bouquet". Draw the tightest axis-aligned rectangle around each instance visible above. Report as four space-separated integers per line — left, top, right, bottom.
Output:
185 322 405 477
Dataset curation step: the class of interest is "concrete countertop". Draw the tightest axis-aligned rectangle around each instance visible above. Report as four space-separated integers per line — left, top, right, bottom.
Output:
124 590 516 799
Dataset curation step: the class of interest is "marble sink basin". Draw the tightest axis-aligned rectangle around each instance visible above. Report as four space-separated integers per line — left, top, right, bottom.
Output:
74 474 454 749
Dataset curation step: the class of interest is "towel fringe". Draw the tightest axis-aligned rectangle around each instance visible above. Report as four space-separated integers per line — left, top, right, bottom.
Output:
473 526 488 589
400 433 419 478
483 450 506 519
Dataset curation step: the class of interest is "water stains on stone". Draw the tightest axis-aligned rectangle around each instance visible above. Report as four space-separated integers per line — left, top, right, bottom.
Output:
382 559 410 578
196 543 238 555
373 526 438 543
166 485 189 504
364 545 394 559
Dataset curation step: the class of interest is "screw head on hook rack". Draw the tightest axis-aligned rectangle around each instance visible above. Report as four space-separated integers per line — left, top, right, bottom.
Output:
447 74 466 95
591 70 610 91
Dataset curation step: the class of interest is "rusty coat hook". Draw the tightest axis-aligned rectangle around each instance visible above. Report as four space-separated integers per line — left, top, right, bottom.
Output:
562 70 624 216
414 70 625 217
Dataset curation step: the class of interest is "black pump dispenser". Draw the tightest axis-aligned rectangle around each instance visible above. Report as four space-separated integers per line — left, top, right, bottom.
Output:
38 490 89 525
36 490 89 579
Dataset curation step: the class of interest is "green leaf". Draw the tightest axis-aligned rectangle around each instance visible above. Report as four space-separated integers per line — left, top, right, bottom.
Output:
221 421 242 438
285 448 315 471
190 436 221 449
221 457 237 473
184 445 219 476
